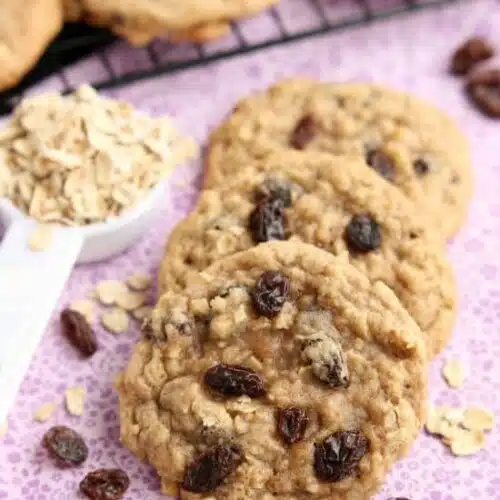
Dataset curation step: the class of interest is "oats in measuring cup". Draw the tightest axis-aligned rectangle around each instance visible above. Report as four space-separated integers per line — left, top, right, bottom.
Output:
0 85 198 226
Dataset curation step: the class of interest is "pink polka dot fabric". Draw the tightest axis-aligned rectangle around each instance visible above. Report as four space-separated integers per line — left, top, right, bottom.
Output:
0 1 499 498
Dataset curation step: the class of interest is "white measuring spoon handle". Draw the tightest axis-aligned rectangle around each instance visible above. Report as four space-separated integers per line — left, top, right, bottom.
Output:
0 220 83 423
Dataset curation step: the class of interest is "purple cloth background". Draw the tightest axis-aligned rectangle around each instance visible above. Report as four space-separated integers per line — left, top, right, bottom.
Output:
0 0 499 498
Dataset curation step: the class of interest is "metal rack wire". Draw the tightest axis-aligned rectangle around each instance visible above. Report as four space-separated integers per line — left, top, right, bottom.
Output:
0 0 460 116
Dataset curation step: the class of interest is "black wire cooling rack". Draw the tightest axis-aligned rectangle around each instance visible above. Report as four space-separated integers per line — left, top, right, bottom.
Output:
0 0 460 116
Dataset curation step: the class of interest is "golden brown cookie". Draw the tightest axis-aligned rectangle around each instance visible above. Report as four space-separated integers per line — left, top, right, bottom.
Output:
69 0 278 46
206 79 473 238
159 151 456 356
0 0 64 92
119 241 427 499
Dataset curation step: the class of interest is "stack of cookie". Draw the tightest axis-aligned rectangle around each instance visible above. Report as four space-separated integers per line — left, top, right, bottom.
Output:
117 79 473 499
1 0 278 92
63 0 279 45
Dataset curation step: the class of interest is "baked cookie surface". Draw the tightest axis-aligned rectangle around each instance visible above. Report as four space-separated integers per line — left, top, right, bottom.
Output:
206 79 472 238
0 0 63 91
69 0 278 45
119 241 427 499
159 151 456 356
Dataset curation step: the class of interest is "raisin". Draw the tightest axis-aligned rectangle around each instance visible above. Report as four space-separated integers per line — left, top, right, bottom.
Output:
466 69 500 118
182 444 243 493
450 37 494 75
60 309 97 357
255 177 293 208
42 426 88 467
249 198 286 243
277 407 309 444
413 158 430 176
204 363 266 398
345 214 381 253
290 115 317 150
251 271 289 318
79 468 130 500
314 430 369 482
365 149 395 182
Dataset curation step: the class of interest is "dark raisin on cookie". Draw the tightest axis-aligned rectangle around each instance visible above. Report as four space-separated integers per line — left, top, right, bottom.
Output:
301 334 350 388
249 197 286 243
450 37 494 75
251 271 290 318
413 158 430 176
277 407 309 444
345 214 381 253
42 426 88 467
314 430 369 482
365 149 395 182
255 177 293 208
290 115 317 150
182 444 244 493
204 364 266 398
60 309 97 357
466 69 500 118
79 468 130 500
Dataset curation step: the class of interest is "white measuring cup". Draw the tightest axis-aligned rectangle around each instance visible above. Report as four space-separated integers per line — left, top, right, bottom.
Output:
0 180 168 424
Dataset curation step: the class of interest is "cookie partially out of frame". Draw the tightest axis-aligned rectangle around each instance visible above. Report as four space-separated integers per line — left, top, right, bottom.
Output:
159 151 456 356
119 241 427 499
0 0 63 91
67 0 278 45
206 79 473 238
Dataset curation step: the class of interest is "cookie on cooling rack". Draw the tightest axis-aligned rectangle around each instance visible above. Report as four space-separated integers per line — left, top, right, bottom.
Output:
206 79 473 238
0 0 64 92
119 241 427 499
158 151 456 357
67 0 278 45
